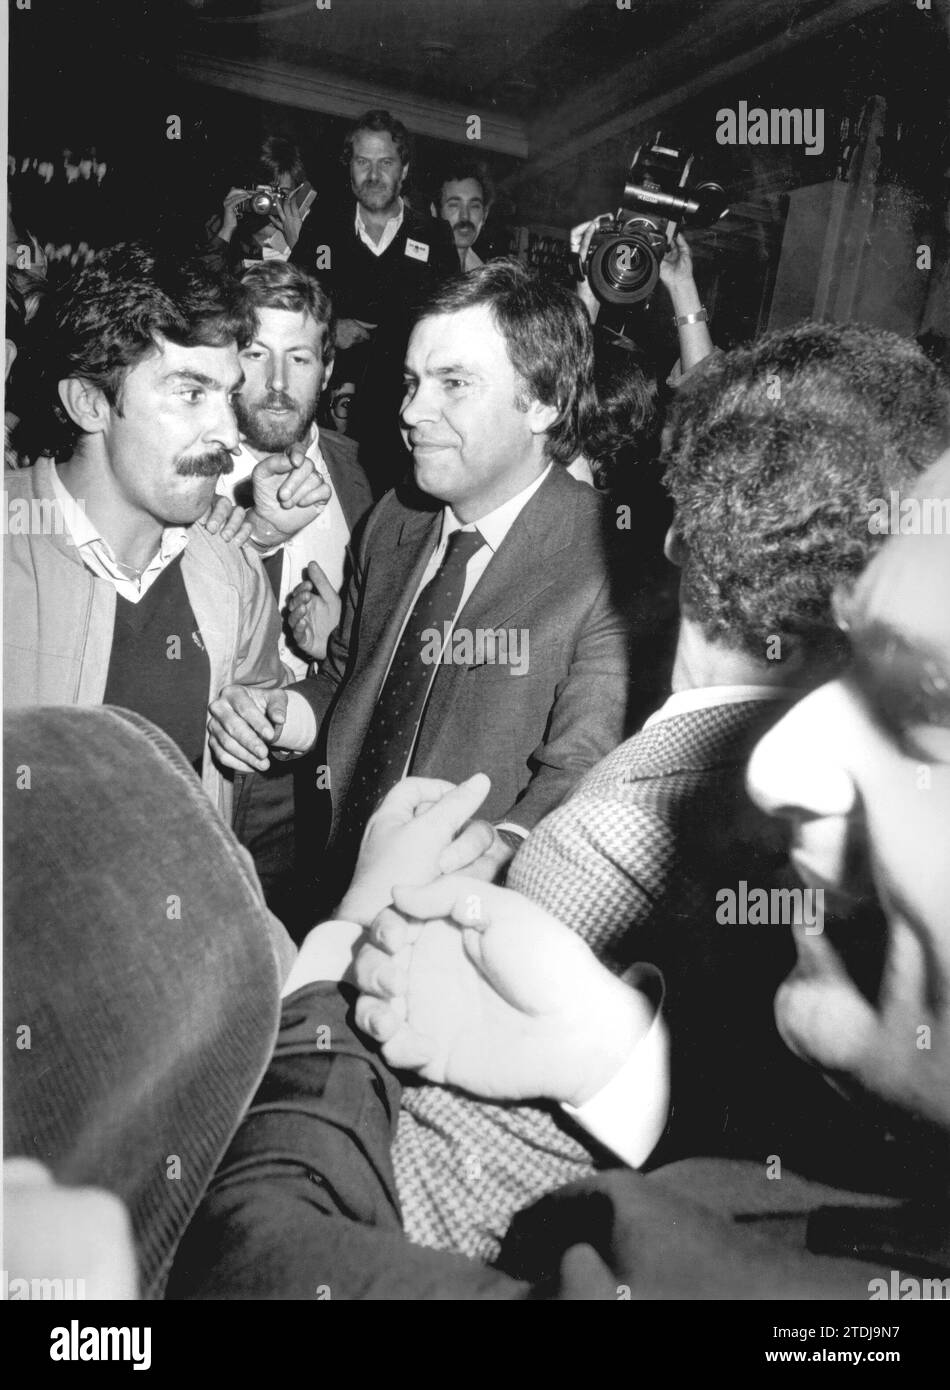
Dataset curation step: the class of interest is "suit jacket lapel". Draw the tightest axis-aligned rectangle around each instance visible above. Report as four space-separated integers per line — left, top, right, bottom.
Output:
356 506 442 685
457 467 579 634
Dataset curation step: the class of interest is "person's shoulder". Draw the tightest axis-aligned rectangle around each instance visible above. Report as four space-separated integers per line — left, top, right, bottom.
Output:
186 524 267 592
319 429 361 473
404 205 444 238
5 460 41 498
538 462 612 531
404 206 455 254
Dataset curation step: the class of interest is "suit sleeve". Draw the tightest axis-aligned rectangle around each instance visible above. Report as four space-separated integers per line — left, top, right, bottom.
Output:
501 575 630 833
233 550 287 692
429 215 462 282
166 983 528 1300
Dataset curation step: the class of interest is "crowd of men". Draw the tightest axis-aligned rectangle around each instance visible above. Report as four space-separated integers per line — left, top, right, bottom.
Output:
4 105 950 1302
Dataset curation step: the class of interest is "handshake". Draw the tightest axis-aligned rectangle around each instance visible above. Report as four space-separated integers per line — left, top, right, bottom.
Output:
285 774 656 1109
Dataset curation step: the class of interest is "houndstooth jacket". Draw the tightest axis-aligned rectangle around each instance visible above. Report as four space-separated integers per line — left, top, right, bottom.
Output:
392 695 799 1262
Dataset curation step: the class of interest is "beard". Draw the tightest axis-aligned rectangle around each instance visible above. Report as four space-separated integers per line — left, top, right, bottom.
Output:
355 178 400 214
234 386 319 454
175 448 234 478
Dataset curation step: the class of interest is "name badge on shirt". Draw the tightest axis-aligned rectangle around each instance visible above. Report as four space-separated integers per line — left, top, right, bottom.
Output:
405 238 430 263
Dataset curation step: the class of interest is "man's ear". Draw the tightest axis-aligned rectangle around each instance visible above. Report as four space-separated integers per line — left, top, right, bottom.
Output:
321 353 335 393
58 377 111 436
525 398 560 438
663 524 687 567
430 201 439 220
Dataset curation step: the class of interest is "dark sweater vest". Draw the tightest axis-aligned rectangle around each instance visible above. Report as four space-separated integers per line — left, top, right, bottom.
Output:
102 554 210 774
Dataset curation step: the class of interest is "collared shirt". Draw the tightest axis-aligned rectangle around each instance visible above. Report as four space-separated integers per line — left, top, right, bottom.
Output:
458 244 483 273
643 684 801 730
354 198 405 257
277 465 554 814
49 463 190 604
216 422 350 679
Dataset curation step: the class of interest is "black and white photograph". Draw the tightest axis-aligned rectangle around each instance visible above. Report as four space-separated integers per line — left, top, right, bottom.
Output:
3 0 950 1341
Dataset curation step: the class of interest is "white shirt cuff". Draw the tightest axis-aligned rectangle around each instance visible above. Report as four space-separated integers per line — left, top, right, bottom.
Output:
495 822 528 841
561 975 669 1169
280 919 364 998
273 689 318 754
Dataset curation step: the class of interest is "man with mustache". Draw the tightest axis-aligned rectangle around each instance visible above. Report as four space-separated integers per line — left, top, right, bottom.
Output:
3 243 328 821
433 162 502 273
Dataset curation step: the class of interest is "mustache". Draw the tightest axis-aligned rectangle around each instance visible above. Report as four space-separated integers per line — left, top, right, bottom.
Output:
176 449 234 478
257 392 298 412
455 221 476 234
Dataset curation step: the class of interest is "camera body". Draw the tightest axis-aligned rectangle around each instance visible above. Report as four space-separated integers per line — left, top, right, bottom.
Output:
583 138 728 306
238 184 289 220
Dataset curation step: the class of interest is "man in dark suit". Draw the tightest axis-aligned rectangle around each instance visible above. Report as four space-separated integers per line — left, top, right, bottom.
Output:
290 109 458 494
376 322 950 1259
209 260 632 915
215 260 373 921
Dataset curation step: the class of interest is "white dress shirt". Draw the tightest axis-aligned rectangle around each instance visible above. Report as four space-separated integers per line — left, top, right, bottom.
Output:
216 423 350 679
49 464 189 604
458 245 483 273
563 964 669 1169
355 199 405 258
277 465 553 798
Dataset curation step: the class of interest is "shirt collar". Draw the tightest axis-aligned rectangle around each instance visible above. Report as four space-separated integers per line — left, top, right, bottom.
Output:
355 198 404 240
643 684 802 729
439 463 552 553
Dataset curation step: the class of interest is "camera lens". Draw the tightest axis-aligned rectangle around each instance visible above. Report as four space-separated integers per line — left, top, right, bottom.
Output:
251 190 275 216
587 226 660 305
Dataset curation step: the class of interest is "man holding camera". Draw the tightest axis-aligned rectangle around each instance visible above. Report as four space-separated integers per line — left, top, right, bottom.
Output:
204 136 316 276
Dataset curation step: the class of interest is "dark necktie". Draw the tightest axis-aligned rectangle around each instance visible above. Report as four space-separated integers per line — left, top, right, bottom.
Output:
339 527 486 844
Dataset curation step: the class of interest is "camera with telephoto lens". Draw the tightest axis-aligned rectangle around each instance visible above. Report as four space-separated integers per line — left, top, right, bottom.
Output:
582 138 728 306
238 185 289 219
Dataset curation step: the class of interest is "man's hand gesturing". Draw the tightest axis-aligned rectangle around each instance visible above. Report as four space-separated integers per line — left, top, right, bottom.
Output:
249 444 331 543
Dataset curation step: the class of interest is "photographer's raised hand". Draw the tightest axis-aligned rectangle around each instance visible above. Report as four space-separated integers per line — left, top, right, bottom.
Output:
659 232 714 373
219 187 252 244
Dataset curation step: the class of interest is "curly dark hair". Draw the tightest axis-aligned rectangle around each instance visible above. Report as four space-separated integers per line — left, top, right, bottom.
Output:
663 321 950 667
47 242 254 455
415 257 594 468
